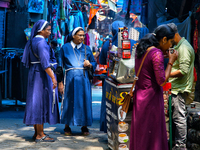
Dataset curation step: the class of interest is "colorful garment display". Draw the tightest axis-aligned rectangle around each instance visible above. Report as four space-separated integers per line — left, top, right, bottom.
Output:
88 3 101 25
84 33 90 46
60 0 66 20
52 16 62 41
28 0 44 14
68 11 85 32
68 15 74 32
122 0 141 14
193 19 198 53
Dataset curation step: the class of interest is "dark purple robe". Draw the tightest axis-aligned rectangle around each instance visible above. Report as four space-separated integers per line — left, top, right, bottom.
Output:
129 48 168 150
22 37 60 125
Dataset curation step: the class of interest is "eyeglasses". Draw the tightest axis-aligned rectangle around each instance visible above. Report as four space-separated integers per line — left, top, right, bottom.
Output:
76 34 85 37
45 29 51 32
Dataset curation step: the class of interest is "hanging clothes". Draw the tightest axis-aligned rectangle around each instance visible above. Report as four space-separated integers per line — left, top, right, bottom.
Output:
68 11 85 32
82 11 88 27
122 0 141 14
193 19 198 53
68 15 74 32
88 29 96 50
78 11 85 29
60 0 66 20
140 0 148 25
73 15 80 28
52 18 62 41
84 33 90 46
88 3 101 25
88 15 97 29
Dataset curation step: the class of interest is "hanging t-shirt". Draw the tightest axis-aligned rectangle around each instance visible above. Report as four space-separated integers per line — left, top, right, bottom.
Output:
88 29 96 50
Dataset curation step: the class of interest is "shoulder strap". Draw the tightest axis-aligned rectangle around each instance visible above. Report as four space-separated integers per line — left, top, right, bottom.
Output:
83 45 86 76
129 47 152 95
85 45 87 60
30 40 40 60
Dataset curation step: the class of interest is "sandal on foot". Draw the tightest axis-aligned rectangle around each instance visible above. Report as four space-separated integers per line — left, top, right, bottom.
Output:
35 135 55 143
81 127 89 136
64 127 72 136
32 134 49 141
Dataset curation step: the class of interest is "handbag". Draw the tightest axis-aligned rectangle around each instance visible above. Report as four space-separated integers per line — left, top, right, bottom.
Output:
121 47 152 114
85 45 94 80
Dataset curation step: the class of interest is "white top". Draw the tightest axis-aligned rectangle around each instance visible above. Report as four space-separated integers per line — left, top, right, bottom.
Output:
35 35 45 39
70 41 82 49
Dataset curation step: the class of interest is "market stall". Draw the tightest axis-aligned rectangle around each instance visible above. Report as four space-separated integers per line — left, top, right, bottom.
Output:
103 26 138 150
105 78 132 149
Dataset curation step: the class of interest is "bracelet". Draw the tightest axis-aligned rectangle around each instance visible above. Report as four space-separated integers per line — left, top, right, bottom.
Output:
168 62 173 66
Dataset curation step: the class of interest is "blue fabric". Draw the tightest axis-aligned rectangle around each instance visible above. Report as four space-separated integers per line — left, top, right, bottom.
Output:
60 43 97 126
99 40 110 65
157 12 192 43
82 12 88 27
140 0 148 25
122 0 141 14
147 0 167 32
78 11 85 29
134 26 149 40
22 37 60 125
112 21 125 46
73 15 79 28
68 15 74 32
99 80 107 132
98 40 103 48
68 11 84 32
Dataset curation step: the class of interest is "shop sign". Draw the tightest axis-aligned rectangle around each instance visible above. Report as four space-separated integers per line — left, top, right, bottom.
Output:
105 79 132 150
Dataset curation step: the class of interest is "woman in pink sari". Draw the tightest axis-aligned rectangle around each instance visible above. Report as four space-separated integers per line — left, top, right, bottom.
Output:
129 24 178 150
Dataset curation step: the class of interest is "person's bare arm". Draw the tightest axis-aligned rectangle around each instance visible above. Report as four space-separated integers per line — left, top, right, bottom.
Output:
45 67 57 89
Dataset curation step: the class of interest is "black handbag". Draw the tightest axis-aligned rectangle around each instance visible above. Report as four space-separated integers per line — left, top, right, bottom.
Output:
84 45 94 80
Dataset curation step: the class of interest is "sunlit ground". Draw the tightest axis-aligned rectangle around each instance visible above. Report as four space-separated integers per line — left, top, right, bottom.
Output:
0 87 108 150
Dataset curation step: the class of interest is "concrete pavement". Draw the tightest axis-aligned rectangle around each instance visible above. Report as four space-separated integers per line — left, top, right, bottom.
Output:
0 116 108 150
0 87 108 150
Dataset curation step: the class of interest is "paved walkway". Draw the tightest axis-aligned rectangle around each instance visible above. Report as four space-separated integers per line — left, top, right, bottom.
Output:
0 108 108 150
0 87 108 150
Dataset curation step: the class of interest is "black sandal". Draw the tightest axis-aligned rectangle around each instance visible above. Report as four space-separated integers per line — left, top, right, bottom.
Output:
81 126 89 136
64 126 72 136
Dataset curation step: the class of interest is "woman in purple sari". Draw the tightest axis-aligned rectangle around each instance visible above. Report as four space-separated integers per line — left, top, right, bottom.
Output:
22 20 60 142
129 24 178 150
